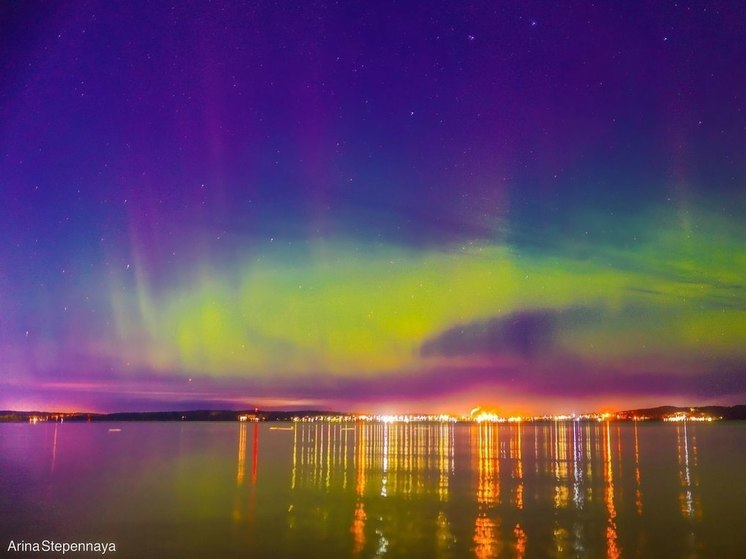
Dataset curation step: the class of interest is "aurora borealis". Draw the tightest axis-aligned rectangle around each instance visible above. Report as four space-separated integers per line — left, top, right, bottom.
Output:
1 2 745 413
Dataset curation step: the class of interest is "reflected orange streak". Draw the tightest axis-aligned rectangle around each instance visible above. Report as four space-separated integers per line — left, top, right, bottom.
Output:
473 423 501 559
571 421 584 510
514 523 527 559
325 422 331 490
553 422 570 509
350 501 366 556
634 421 642 515
251 422 258 485
603 422 620 559
513 424 523 509
476 423 499 506
438 423 452 502
343 426 349 490
473 514 499 559
236 422 247 485
352 424 370 556
356 423 367 496
291 425 297 489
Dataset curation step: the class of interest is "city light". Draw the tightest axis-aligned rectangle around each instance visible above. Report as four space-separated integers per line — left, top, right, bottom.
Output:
663 413 719 422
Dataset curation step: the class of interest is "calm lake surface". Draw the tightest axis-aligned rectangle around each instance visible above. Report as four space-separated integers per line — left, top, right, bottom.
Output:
1 421 744 558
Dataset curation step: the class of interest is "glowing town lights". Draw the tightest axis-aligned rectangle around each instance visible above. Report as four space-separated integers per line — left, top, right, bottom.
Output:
291 414 459 424
371 414 458 424
264 410 721 425
473 412 505 423
663 413 719 422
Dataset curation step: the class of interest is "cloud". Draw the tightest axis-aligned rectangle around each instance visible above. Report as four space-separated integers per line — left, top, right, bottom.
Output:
421 310 558 359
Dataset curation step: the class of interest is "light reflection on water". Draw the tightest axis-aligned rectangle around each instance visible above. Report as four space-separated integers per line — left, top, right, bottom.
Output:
1 421 744 558
676 421 701 519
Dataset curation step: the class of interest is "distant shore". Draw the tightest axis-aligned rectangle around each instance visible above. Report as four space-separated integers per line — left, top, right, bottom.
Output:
2 404 746 423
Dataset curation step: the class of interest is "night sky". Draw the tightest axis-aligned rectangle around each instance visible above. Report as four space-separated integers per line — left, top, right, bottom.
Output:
2 2 745 414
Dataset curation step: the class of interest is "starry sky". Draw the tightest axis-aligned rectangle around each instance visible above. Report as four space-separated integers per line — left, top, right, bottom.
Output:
1 1 745 414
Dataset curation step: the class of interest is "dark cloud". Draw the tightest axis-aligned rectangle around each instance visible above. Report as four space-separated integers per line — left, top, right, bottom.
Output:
420 309 599 359
291 360 746 404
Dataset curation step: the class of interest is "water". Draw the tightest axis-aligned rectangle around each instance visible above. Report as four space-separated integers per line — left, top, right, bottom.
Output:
1 421 744 558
